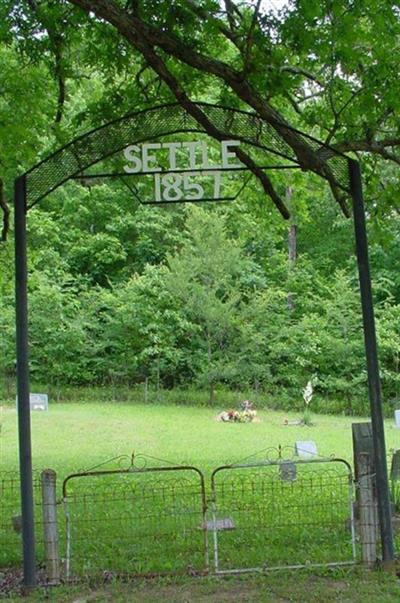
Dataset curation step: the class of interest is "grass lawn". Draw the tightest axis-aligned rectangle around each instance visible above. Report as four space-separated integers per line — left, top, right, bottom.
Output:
2 402 400 474
2 402 400 599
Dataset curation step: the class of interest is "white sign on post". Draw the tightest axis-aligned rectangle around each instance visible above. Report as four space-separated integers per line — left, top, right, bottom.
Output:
16 393 49 411
123 139 241 202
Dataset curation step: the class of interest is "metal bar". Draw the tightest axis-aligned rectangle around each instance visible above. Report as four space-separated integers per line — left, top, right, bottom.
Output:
214 561 357 575
348 474 357 561
14 175 36 587
141 197 236 205
210 457 352 484
349 158 395 565
62 464 206 498
71 165 301 180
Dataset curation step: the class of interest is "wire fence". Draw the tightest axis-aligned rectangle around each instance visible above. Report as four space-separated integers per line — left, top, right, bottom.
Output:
0 471 44 568
2 449 400 583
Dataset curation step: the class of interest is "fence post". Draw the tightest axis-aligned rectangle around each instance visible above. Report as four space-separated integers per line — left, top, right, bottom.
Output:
358 453 378 567
41 469 60 584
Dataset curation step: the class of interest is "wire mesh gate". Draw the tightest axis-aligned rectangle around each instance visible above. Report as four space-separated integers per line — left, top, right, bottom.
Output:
210 456 356 574
61 455 356 580
62 461 208 579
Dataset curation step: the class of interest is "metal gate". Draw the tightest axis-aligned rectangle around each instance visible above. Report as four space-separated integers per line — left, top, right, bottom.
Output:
210 455 356 574
62 457 208 579
61 453 357 579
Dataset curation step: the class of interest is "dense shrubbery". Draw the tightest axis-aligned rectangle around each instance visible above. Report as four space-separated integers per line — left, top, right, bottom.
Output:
2 203 400 416
2 7 400 418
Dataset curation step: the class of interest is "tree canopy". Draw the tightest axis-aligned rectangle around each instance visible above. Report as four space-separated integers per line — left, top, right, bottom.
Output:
2 0 400 234
1 1 400 414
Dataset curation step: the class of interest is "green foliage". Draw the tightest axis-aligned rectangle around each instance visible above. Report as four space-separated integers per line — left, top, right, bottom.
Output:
165 206 262 401
2 1 400 416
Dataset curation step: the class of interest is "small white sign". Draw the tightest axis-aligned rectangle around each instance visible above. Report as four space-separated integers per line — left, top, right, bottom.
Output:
16 393 48 411
395 410 400 428
294 441 318 458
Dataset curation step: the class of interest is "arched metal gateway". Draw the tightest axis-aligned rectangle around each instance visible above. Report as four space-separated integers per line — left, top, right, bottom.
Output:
14 103 394 586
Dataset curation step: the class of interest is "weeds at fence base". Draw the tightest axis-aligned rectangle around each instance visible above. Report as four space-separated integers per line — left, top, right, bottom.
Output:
4 568 400 603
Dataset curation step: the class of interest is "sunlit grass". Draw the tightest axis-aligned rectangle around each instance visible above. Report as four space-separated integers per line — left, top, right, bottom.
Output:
2 401 400 476
2 401 400 577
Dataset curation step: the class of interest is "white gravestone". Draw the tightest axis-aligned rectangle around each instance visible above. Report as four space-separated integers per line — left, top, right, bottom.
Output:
294 441 318 458
394 410 400 428
16 393 48 411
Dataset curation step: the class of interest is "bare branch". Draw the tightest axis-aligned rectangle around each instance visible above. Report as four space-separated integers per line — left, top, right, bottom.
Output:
283 92 303 116
279 66 325 88
326 177 351 218
184 0 241 49
224 0 242 31
334 138 400 153
53 36 66 123
325 88 363 146
295 91 324 104
0 178 10 242
243 0 262 76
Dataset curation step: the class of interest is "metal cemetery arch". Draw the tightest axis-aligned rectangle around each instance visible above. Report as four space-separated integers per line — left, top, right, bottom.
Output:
14 102 394 586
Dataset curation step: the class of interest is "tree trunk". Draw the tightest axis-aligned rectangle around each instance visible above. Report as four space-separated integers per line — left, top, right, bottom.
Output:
286 187 297 312
207 335 215 405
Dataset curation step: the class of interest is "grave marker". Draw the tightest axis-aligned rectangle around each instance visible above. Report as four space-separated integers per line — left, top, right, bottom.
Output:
16 393 48 411
279 461 297 481
294 441 318 458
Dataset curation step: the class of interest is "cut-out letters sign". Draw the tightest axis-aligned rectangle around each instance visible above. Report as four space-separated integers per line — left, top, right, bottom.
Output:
123 140 241 202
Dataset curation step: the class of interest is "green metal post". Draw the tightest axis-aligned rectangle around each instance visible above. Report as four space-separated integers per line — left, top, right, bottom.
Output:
14 175 36 587
349 159 395 565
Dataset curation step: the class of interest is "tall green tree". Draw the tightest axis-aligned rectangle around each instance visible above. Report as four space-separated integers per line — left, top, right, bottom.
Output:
166 206 263 402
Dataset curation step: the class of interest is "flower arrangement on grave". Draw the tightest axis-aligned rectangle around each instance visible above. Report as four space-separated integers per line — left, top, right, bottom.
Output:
217 400 258 423
283 379 316 426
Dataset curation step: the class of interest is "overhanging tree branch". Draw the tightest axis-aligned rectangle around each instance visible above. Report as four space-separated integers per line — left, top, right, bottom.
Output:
67 0 349 216
112 20 290 217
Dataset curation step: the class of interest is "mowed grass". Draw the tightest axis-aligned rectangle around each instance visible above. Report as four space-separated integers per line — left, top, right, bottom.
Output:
2 402 400 601
2 402 400 475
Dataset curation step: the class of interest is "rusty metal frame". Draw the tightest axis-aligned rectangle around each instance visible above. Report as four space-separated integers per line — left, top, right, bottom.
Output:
210 456 356 574
62 463 208 580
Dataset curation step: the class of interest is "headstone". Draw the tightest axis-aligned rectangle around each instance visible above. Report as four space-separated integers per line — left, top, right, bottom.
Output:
203 518 235 531
294 441 317 458
394 410 400 428
279 460 297 481
16 393 48 411
390 450 400 482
